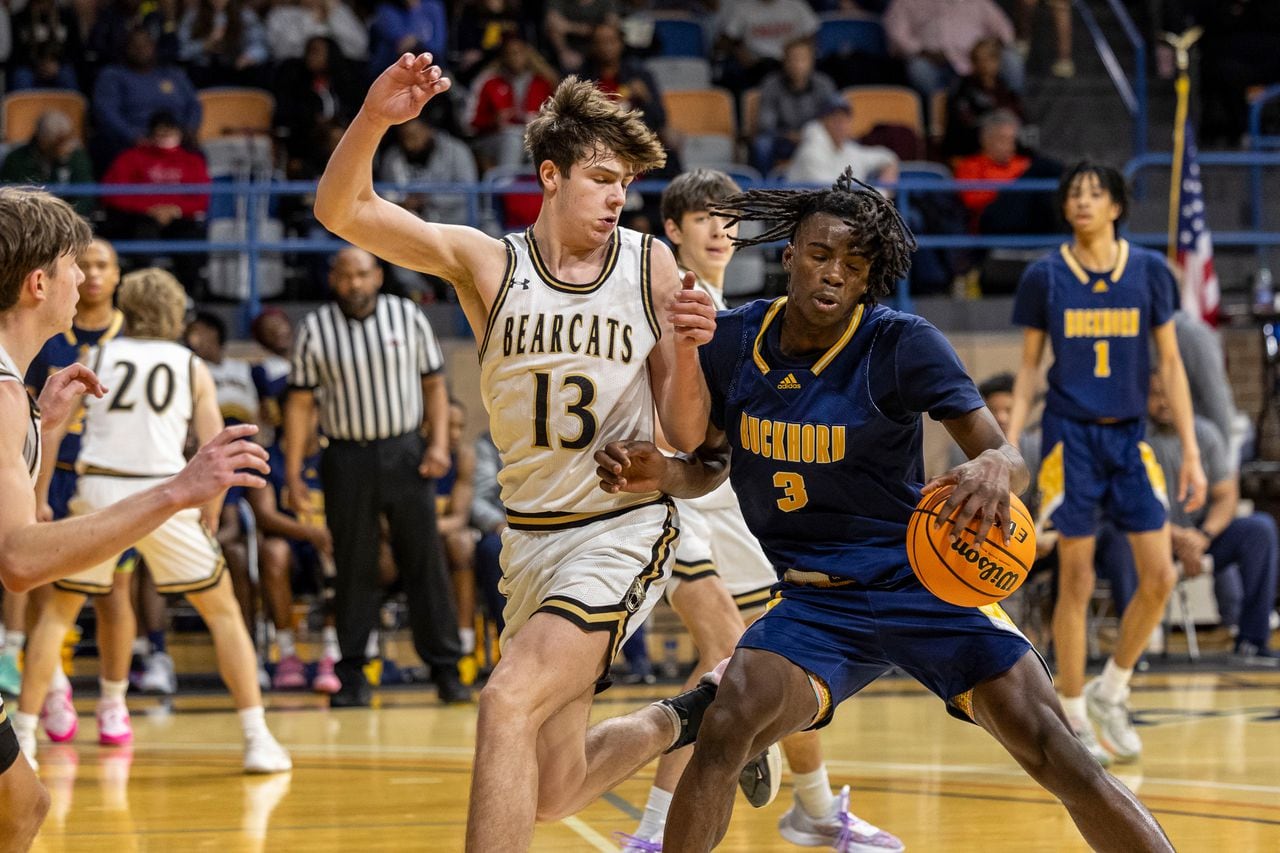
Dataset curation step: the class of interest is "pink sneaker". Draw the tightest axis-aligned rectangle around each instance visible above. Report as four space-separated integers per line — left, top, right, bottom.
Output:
312 655 341 694
97 699 133 747
272 655 307 690
42 684 79 743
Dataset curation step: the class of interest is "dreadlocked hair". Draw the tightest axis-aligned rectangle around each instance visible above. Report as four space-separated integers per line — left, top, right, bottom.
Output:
710 167 916 303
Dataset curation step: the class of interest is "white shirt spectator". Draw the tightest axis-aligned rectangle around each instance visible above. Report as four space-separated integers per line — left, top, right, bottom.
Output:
266 0 369 61
717 0 819 62
786 119 898 185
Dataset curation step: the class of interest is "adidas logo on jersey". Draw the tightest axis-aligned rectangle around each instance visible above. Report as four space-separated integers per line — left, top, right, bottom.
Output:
776 373 802 390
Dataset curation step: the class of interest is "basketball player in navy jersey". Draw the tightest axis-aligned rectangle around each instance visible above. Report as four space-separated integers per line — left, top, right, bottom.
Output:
0 188 269 849
1006 163 1205 765
597 171 1175 852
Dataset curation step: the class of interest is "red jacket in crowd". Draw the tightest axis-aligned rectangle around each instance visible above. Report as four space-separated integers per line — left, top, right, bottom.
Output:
469 71 555 136
102 143 211 217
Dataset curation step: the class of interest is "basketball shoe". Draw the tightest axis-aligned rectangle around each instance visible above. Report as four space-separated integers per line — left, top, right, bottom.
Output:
140 651 177 695
96 698 133 747
42 683 78 742
615 833 664 852
778 786 905 852
312 655 341 694
272 655 307 690
243 730 293 774
738 742 783 808
0 652 21 695
1068 716 1111 766
1084 678 1141 762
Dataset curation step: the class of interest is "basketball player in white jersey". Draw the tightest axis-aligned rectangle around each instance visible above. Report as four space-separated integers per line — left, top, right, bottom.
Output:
0 188 269 851
14 268 292 777
316 54 737 849
619 171 903 853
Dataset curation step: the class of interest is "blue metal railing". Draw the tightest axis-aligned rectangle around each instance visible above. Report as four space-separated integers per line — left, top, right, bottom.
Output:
1073 0 1148 159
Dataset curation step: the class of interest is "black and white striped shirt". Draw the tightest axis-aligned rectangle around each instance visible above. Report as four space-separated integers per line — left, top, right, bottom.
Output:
289 295 445 441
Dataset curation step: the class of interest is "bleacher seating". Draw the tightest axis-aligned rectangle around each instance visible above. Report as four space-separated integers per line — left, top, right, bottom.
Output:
650 16 707 59
197 88 275 143
816 15 887 59
2 89 87 145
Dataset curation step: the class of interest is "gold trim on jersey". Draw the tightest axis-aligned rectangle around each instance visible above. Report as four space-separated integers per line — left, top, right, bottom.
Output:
54 575 116 595
733 585 776 612
1059 239 1131 285
154 558 227 595
524 227 621 294
640 233 660 340
479 239 518 361
672 558 717 581
62 309 125 347
751 298 865 376
505 496 667 530
79 465 178 479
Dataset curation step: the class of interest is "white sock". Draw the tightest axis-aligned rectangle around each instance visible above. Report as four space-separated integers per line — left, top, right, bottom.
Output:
13 711 38 740
364 630 380 659
1097 658 1133 704
458 627 476 655
633 785 673 839
132 637 149 656
1060 694 1087 725
276 629 296 659
793 765 837 819
239 706 269 740
4 630 25 659
322 626 340 660
50 665 70 693
99 678 128 704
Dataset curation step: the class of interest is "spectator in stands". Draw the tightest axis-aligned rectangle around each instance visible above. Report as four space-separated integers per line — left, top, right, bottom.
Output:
451 0 533 84
713 0 820 93
885 0 1025 99
101 110 210 293
0 111 94 216
544 0 619 73
369 0 447 79
467 32 558 170
436 400 480 679
266 0 369 62
1015 0 1075 78
1101 372 1279 663
91 27 201 170
953 109 1060 234
943 37 1026 160
8 0 82 90
274 36 361 173
754 36 839 173
87 0 183 72
786 94 900 186
250 308 294 448
1175 310 1242 466
1195 0 1280 147
581 22 668 140
178 0 271 88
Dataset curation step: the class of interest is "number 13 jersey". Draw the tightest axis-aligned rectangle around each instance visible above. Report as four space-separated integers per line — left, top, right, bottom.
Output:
79 338 196 478
480 226 663 528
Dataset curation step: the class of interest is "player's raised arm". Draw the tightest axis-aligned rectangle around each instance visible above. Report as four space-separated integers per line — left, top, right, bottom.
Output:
314 52 507 297
646 242 716 453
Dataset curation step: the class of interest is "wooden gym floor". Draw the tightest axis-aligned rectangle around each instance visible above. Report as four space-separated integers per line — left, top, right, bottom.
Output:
24 667 1280 852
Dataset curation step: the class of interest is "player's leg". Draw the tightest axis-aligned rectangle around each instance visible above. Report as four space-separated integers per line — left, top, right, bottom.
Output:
132 563 175 695
1050 533 1113 761
0 589 29 695
972 652 1174 852
665 648 818 853
13 589 87 766
91 567 137 747
0 734 50 853
260 536 306 690
443 529 477 655
1208 514 1279 658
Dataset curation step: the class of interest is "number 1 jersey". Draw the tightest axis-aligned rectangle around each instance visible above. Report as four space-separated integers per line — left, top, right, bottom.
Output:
80 338 197 477
479 226 662 527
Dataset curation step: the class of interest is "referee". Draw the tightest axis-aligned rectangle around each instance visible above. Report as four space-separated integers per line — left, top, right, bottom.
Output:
284 247 467 705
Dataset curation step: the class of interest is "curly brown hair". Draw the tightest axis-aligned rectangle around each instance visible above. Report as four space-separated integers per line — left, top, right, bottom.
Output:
524 76 666 184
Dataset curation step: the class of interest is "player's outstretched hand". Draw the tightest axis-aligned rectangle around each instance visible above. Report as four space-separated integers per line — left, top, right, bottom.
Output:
1180 454 1207 513
668 270 716 347
923 450 1012 548
170 424 270 508
363 52 451 127
37 363 106 434
595 440 668 494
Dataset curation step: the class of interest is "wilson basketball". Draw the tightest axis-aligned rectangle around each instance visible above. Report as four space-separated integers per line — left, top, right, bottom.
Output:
906 487 1036 607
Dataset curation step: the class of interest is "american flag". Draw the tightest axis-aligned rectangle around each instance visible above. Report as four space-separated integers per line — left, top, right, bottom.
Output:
1174 122 1220 325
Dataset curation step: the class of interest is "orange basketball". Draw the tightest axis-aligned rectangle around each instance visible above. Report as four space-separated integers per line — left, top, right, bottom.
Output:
906 486 1036 607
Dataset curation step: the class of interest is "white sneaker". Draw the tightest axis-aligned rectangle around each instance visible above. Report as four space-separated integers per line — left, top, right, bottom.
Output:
16 725 38 771
243 731 292 774
778 786 904 852
1084 678 1141 762
140 652 177 695
738 742 783 808
1068 717 1112 766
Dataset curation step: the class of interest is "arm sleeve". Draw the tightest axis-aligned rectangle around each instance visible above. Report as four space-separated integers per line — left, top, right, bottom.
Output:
892 319 985 421
414 307 446 375
288 318 320 389
1011 259 1050 330
1149 255 1178 327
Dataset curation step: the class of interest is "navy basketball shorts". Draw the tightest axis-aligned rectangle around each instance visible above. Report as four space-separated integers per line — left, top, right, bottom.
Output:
737 576 1044 727
1037 411 1168 538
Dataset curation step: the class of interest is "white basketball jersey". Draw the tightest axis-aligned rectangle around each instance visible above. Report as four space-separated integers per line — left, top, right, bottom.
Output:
479 227 662 526
206 357 258 425
79 338 196 477
0 342 41 484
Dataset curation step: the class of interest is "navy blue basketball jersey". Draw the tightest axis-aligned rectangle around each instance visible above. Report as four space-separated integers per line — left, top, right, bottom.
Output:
700 298 984 585
1012 240 1176 422
25 310 126 467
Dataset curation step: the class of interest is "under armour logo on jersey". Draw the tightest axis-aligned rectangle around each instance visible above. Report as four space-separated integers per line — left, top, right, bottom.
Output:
511 277 531 290
1092 280 1109 293
776 372 802 390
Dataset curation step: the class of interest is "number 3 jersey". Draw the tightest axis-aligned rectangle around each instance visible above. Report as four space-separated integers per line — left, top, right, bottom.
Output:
699 298 984 586
79 338 197 478
480 226 663 527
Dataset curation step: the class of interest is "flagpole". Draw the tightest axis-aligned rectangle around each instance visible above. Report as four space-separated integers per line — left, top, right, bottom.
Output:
1163 28 1202 262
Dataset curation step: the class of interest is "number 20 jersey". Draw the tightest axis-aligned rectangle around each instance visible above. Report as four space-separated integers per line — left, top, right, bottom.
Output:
479 227 662 526
79 338 196 478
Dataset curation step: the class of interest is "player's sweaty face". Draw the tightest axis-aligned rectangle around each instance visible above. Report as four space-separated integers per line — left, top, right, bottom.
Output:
554 151 633 245
783 213 871 330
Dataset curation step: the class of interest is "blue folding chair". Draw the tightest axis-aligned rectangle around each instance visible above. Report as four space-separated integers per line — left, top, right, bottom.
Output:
653 18 706 58
815 17 887 59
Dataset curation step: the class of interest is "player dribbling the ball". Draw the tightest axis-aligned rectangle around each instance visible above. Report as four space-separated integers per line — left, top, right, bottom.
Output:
596 169 1175 853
